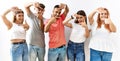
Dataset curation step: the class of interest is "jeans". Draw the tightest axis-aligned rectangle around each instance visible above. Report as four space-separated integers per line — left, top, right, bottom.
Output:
90 49 112 61
29 45 45 61
67 40 85 61
11 43 28 61
48 45 66 61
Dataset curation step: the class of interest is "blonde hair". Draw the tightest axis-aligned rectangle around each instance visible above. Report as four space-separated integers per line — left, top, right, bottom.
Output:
97 8 111 32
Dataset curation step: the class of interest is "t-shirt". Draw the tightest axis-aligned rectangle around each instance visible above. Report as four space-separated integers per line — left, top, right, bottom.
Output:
45 14 66 48
70 22 86 43
26 12 45 48
89 24 113 52
9 23 26 39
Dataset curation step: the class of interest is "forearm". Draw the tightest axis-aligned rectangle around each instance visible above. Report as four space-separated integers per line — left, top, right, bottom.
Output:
63 17 72 25
88 10 96 25
84 26 90 38
44 21 52 32
25 2 33 15
40 20 44 31
109 22 116 32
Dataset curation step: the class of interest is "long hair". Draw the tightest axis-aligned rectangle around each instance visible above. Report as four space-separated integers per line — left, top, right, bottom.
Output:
74 10 87 24
97 8 111 32
12 9 24 23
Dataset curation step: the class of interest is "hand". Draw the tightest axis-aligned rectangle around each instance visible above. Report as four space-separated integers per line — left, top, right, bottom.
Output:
70 14 77 19
80 21 87 28
104 18 111 24
49 17 57 23
33 2 40 8
96 7 104 13
59 3 66 9
11 6 19 12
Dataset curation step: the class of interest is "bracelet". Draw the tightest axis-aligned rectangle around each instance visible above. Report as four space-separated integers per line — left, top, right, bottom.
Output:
71 15 74 19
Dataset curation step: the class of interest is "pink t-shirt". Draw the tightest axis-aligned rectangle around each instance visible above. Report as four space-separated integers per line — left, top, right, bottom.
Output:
45 14 66 48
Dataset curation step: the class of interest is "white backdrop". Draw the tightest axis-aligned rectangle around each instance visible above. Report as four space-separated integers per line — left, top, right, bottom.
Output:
0 0 120 61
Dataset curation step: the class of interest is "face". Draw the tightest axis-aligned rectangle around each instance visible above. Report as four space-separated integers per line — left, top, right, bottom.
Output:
34 6 44 16
99 10 108 21
52 8 61 18
76 14 85 23
15 13 24 24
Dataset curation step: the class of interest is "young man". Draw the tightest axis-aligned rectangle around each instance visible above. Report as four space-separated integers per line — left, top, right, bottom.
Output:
25 2 45 61
44 3 69 61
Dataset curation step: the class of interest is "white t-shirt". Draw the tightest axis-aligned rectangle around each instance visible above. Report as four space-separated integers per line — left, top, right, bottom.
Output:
69 22 86 43
9 23 26 39
89 24 113 52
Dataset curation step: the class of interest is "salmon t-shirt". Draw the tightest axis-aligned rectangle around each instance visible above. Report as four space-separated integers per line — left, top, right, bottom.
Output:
45 14 66 48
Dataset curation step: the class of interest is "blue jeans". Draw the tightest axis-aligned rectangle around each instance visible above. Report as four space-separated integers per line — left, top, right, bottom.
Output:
90 49 112 61
11 43 28 61
67 40 85 61
29 45 45 61
48 45 66 61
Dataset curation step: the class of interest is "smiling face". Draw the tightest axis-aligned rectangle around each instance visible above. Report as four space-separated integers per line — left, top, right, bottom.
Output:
13 10 24 24
52 8 61 18
99 10 109 21
15 12 24 24
76 15 86 23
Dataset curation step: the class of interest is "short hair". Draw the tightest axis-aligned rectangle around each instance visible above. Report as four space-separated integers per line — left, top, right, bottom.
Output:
39 3 45 9
54 5 60 9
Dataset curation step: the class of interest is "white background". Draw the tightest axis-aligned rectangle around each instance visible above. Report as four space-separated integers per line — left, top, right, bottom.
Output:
0 0 120 61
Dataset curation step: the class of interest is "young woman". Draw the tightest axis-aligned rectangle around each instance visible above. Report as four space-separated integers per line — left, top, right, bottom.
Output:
1 7 29 61
63 10 89 61
88 7 116 61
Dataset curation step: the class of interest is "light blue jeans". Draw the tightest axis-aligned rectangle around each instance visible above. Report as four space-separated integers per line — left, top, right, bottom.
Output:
67 40 85 61
29 45 45 61
11 43 28 61
90 48 112 61
48 45 66 61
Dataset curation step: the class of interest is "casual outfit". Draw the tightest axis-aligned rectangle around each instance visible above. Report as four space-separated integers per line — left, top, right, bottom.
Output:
45 14 66 61
89 24 113 61
9 23 28 61
27 12 45 61
67 22 85 61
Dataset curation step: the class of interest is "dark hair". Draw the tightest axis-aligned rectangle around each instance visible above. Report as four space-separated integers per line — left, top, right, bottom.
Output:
39 3 45 9
54 5 60 9
13 9 24 22
74 10 87 24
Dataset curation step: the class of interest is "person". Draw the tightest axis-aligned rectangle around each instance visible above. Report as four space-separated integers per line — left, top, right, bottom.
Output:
88 7 116 61
25 2 46 61
1 7 29 61
63 10 89 61
44 3 69 61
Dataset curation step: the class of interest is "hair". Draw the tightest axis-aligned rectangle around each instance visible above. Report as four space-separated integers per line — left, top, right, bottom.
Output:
13 9 24 23
39 3 45 9
97 8 111 32
54 5 60 9
74 10 87 24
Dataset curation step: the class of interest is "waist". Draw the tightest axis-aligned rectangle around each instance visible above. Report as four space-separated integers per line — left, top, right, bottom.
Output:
11 39 26 44
57 45 65 48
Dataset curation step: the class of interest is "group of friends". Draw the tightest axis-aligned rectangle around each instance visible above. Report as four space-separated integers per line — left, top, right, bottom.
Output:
1 1 117 61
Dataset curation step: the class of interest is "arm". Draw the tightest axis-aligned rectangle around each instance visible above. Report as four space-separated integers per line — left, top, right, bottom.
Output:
44 17 56 32
1 9 12 30
60 3 69 17
80 21 90 38
105 18 116 32
24 2 33 15
23 20 29 31
63 15 73 28
88 9 97 25
84 26 90 38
